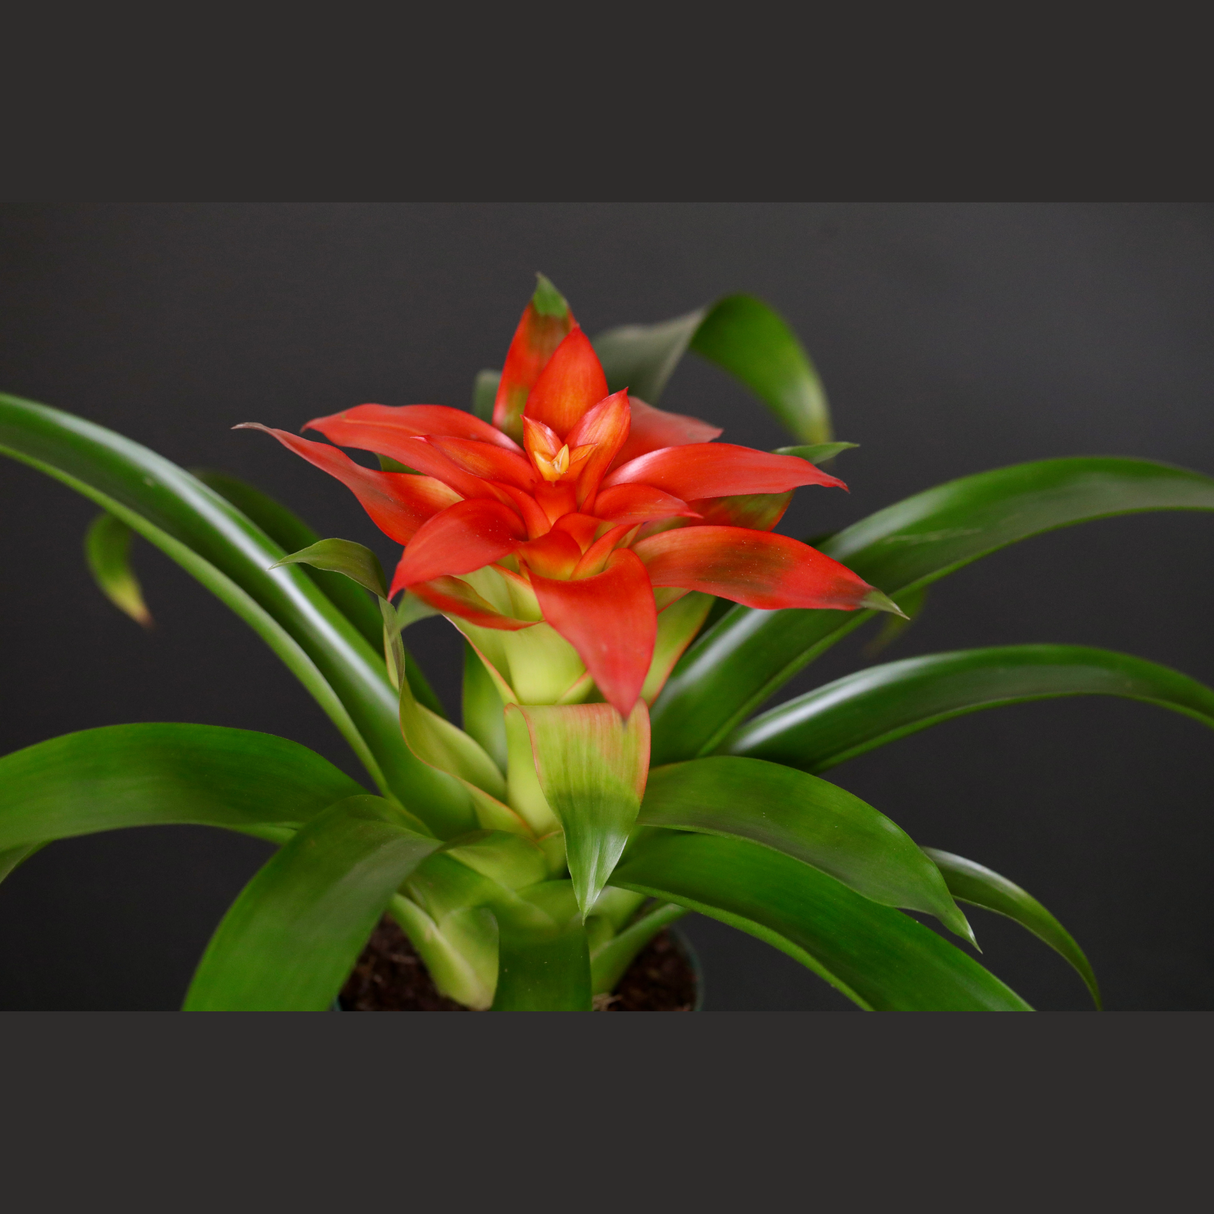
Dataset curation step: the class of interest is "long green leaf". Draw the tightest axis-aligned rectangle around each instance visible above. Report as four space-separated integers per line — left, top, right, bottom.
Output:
0 723 382 852
638 757 971 939
593 295 832 443
0 394 464 825
924 848 1101 1009
195 469 446 717
84 512 153 627
725 644 1214 772
613 832 1030 1011
185 796 439 1010
192 468 383 651
653 457 1214 762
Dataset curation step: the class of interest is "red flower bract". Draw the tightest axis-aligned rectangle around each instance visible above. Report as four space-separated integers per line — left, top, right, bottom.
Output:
247 292 890 718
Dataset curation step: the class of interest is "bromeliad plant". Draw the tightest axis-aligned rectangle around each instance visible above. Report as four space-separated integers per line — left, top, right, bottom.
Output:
4 278 1214 1010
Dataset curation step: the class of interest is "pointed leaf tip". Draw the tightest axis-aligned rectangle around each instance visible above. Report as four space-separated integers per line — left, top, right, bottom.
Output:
775 442 859 465
271 538 388 600
862 589 909 619
532 273 570 319
516 703 651 918
85 512 154 628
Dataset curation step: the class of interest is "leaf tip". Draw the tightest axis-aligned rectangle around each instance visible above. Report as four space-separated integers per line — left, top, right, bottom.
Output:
532 273 570 319
861 589 909 619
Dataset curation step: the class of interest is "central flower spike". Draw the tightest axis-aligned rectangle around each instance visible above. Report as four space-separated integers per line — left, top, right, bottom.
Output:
243 278 902 718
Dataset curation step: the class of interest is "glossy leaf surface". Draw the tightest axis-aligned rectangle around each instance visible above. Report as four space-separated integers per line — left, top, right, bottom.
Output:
0 724 372 852
193 468 383 651
593 295 831 443
653 457 1214 762
639 757 971 938
925 848 1101 1009
0 393 463 822
463 641 508 773
197 468 444 716
84 511 152 627
614 832 1030 1010
726 644 1214 772
185 796 438 1010
492 881 592 1011
273 538 388 599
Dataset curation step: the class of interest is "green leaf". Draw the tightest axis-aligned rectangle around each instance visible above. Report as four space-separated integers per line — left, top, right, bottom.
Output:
614 832 1031 1011
774 442 859 465
0 723 388 852
397 591 439 630
725 644 1214 774
593 309 706 405
0 393 463 823
590 901 688 996
0 843 44 886
272 538 388 599
463 640 508 773
653 456 1214 763
491 879 592 1011
594 295 831 443
924 848 1101 1009
196 469 444 722
192 468 384 654
639 757 972 940
84 511 153 627
862 584 928 659
185 796 439 1010
472 370 500 422
398 656 522 838
531 272 571 319
511 703 650 917
377 454 420 474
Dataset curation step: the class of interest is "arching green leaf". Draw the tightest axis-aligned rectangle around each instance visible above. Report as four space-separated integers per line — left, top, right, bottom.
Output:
0 723 390 853
653 457 1214 762
614 831 1030 1011
593 294 832 443
185 796 439 1011
0 393 462 823
193 468 445 716
925 848 1100 1009
639 756 972 940
273 538 388 599
725 645 1214 773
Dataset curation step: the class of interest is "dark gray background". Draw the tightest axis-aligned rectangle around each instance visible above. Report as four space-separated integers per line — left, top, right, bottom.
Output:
1 203 1211 1010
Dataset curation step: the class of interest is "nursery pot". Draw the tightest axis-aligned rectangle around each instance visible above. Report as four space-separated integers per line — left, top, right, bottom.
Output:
338 920 704 1012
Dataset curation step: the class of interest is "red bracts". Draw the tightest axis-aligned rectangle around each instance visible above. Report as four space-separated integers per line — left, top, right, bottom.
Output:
249 291 891 717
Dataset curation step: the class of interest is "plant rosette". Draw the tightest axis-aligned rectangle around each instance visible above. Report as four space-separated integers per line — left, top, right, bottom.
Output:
4 275 1214 1010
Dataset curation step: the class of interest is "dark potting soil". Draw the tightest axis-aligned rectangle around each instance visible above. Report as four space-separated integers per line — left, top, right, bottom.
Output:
339 915 696 1011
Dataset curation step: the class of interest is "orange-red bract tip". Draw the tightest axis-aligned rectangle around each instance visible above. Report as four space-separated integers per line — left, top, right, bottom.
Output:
522 328 609 439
